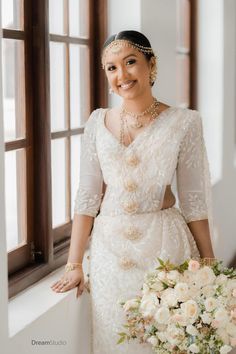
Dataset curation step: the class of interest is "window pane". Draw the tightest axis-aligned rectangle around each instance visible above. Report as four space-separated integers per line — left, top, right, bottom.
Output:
70 45 90 127
1 0 24 30
71 135 81 215
51 138 67 227
49 0 66 35
2 39 26 142
50 42 66 131
5 149 27 251
177 0 190 51
69 0 89 38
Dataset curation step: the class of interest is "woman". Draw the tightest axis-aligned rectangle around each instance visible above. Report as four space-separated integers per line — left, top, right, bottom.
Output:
51 30 215 353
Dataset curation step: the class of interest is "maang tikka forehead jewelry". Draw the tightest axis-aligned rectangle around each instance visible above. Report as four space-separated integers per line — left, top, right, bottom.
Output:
101 39 157 69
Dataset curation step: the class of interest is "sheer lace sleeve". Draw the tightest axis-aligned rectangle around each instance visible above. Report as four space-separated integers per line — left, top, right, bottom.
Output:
74 109 103 217
176 110 212 224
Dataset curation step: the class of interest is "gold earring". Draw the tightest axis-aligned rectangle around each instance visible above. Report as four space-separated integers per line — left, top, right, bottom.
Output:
149 56 157 86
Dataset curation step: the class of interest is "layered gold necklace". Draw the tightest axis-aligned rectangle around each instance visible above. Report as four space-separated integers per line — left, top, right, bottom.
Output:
119 98 160 146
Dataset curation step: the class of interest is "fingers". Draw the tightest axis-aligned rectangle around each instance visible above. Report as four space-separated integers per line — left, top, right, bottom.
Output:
76 279 84 298
51 278 73 293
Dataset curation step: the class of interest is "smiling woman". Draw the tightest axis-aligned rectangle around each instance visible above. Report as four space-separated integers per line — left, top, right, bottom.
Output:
51 30 215 354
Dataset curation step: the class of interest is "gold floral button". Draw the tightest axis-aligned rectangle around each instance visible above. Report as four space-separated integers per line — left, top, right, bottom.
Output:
119 256 137 270
125 154 140 167
124 226 142 240
122 201 139 214
124 180 138 192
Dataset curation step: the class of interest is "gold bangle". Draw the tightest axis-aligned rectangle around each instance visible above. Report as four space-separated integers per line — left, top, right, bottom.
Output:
65 262 83 272
200 257 217 266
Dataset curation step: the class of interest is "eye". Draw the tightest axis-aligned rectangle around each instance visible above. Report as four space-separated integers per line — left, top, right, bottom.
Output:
126 59 136 65
107 65 116 72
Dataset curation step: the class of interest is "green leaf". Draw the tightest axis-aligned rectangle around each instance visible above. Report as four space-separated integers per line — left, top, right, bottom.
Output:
117 336 126 345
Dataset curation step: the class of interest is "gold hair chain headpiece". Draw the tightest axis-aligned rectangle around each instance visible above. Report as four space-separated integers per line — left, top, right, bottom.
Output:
101 39 156 69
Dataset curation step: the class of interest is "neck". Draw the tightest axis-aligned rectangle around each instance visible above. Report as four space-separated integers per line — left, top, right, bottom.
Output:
122 92 154 113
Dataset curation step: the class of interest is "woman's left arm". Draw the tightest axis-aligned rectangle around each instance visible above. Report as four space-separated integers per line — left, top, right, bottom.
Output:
176 110 215 259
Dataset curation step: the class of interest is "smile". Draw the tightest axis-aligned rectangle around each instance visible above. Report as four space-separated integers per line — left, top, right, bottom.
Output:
119 80 137 90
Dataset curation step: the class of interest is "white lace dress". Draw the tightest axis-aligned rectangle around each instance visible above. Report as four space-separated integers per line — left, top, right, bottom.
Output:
74 107 213 354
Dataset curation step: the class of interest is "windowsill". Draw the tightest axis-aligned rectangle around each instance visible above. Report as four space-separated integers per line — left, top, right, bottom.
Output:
8 254 89 338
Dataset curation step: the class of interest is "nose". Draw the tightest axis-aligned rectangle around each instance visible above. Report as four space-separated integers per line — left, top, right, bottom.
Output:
117 65 128 82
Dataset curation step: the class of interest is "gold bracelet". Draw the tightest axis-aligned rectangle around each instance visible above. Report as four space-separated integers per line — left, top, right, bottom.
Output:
200 257 217 267
65 262 83 272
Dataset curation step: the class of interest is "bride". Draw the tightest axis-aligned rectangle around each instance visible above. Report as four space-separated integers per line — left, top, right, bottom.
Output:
51 30 215 353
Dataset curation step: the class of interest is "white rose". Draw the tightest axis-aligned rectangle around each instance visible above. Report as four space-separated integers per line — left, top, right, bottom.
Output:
181 300 199 323
161 288 178 307
175 282 190 302
201 312 212 324
140 293 159 317
147 336 158 346
226 322 236 337
182 270 196 285
201 285 215 298
166 270 180 284
142 283 151 296
217 328 230 345
186 324 198 336
123 299 139 312
195 266 216 287
154 306 170 324
157 331 166 342
220 345 232 354
214 308 229 326
204 297 218 312
165 325 185 346
151 280 164 292
157 271 167 282
172 313 188 326
216 274 228 285
188 260 200 272
188 343 200 353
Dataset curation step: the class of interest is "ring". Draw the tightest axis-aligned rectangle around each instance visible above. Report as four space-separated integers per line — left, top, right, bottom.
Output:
63 280 69 286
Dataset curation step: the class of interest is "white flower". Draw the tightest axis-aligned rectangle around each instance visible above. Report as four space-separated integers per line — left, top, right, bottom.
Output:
217 328 230 345
147 336 158 346
188 260 200 272
181 300 199 323
201 285 215 298
188 343 200 353
220 344 232 354
226 322 236 337
182 270 196 285
166 270 180 283
216 274 228 285
175 282 190 302
154 306 170 324
186 324 198 336
142 283 151 296
123 299 139 312
172 313 188 326
201 312 212 324
156 331 166 342
204 297 218 312
214 308 229 326
195 266 216 287
151 280 164 292
161 288 178 307
165 325 185 346
140 293 159 317
157 271 167 282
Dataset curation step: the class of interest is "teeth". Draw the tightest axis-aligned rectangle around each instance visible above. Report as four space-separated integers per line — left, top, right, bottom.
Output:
120 81 135 89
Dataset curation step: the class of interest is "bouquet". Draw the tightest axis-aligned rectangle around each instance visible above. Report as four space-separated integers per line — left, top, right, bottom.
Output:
118 258 236 354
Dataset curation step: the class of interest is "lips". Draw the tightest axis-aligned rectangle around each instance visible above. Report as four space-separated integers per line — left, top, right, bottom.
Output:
119 80 137 90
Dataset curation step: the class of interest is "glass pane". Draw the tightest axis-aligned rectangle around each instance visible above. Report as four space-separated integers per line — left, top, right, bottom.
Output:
1 0 24 30
49 0 65 35
5 149 27 251
2 39 26 142
50 42 66 131
51 138 67 227
69 0 89 38
177 0 190 51
71 135 81 215
70 45 90 127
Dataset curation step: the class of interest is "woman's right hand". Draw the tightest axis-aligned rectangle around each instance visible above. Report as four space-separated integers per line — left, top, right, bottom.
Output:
51 268 85 297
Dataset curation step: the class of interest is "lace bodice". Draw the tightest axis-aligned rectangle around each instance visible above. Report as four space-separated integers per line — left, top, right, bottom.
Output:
74 107 211 224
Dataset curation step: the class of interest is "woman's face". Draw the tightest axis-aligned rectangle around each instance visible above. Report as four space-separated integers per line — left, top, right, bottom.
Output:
103 44 153 100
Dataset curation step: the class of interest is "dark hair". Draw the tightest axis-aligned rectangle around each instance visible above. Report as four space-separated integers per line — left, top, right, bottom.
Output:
103 30 155 61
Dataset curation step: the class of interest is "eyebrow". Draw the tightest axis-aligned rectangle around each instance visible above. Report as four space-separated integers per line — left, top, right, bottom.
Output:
105 54 138 66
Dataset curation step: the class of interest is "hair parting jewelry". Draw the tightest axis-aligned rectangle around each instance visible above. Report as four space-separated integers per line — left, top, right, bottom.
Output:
101 39 157 69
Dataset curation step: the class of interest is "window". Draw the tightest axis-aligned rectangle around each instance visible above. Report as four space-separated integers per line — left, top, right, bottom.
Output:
2 0 107 298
